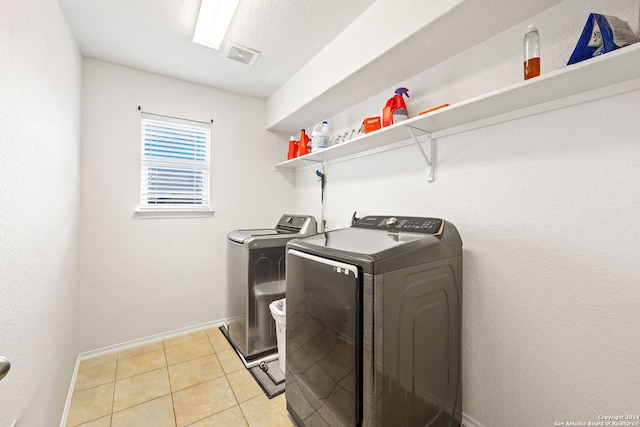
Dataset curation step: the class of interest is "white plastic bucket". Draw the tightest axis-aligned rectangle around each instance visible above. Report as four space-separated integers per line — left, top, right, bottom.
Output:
269 298 286 373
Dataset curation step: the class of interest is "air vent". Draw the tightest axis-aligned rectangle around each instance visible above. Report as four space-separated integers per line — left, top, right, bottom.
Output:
226 43 260 66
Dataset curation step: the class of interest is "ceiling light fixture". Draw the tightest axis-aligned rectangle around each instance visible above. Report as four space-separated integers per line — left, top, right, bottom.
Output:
192 0 240 50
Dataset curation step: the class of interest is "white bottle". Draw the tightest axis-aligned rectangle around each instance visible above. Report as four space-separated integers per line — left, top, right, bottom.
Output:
311 121 330 152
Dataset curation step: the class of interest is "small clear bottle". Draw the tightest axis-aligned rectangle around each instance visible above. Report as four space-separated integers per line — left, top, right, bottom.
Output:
523 24 540 80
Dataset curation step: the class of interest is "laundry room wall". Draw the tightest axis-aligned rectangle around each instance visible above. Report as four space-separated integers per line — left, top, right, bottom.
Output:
79 59 294 352
0 0 82 425
294 0 640 425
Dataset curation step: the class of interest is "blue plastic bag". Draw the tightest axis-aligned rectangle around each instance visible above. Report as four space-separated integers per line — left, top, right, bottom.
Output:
567 13 638 65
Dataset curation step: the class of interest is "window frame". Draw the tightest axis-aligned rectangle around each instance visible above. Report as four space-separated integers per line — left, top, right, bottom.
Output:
135 112 213 218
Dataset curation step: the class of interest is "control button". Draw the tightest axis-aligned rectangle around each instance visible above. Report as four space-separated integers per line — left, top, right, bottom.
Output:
385 217 398 228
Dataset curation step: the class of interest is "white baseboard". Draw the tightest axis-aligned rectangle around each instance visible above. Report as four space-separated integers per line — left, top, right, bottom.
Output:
59 356 80 427
59 318 231 427
462 412 486 427
77 319 229 361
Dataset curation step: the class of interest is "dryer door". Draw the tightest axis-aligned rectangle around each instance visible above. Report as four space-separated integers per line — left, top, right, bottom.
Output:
285 249 361 427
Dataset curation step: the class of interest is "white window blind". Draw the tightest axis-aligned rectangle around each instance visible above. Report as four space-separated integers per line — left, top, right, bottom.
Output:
140 113 211 211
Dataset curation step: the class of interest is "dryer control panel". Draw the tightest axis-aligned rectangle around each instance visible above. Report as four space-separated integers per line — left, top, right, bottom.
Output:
352 215 444 235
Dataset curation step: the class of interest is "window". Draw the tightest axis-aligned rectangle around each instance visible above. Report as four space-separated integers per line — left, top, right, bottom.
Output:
139 113 211 214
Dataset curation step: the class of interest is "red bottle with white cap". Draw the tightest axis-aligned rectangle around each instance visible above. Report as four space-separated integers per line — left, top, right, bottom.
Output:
287 136 298 160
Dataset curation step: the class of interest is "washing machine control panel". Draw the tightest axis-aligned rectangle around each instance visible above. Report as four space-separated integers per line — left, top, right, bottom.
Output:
275 215 318 235
353 216 444 235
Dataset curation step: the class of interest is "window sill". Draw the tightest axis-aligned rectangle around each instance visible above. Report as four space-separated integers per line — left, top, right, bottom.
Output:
134 209 214 219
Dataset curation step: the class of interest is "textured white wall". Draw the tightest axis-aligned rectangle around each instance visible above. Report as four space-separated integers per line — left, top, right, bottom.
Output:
0 0 82 425
266 0 466 128
79 60 295 351
325 0 640 139
295 0 640 425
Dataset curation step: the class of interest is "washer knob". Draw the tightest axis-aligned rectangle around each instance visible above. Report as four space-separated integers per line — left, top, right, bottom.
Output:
385 217 398 228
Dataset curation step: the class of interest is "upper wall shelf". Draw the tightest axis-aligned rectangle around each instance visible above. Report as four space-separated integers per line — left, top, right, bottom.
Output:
274 42 640 170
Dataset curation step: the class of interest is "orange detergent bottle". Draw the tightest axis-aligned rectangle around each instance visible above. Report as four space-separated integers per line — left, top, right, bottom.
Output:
287 135 298 160
298 129 311 156
382 88 409 127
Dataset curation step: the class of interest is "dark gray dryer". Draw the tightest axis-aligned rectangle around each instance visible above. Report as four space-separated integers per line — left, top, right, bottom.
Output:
285 215 463 427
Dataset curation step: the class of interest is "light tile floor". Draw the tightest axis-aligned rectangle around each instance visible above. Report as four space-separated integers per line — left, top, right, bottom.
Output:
65 328 295 427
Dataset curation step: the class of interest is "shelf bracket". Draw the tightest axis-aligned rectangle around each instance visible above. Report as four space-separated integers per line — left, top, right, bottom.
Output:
406 127 434 181
303 159 322 176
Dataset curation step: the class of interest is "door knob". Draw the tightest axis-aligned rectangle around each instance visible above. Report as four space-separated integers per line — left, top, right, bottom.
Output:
0 356 10 381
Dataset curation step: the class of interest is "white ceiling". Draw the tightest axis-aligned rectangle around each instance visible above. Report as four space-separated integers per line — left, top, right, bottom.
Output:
57 0 376 100
58 0 565 133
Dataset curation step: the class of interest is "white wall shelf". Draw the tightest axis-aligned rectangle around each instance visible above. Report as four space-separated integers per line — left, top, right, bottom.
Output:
274 42 640 175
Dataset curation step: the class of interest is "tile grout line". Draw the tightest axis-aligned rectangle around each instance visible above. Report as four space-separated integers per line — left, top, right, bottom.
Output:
72 329 274 427
163 339 180 427
109 356 116 426
237 394 251 427
215 333 257 427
